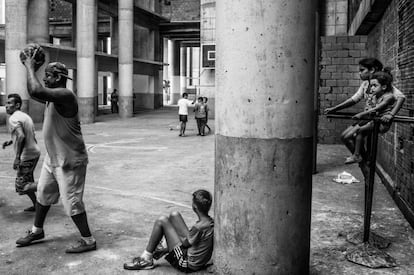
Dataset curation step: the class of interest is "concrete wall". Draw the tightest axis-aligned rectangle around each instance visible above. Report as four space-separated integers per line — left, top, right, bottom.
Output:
161 0 200 21
133 74 152 109
133 20 161 110
319 0 348 35
318 35 368 143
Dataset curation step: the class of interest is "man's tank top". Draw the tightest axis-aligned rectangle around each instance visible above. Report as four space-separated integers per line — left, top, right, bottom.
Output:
43 102 88 169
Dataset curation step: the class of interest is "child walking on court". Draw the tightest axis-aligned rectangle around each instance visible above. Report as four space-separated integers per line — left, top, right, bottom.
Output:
177 93 196 137
203 97 211 134
324 58 405 163
345 70 396 163
123 189 214 273
194 97 209 136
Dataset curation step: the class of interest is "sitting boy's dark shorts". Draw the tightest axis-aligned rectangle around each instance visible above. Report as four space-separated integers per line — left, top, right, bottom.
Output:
15 157 39 195
179 115 188 122
165 244 194 273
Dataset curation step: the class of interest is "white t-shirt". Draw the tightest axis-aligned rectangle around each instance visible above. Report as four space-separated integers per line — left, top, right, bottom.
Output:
8 110 41 161
178 98 194 115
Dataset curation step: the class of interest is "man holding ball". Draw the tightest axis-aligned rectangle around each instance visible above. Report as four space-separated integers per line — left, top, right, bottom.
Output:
16 44 96 253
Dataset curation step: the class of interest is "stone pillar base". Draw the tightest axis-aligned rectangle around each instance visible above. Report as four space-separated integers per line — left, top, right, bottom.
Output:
78 97 95 124
119 96 133 118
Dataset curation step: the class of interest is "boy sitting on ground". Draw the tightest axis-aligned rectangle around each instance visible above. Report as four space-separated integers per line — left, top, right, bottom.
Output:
123 189 214 273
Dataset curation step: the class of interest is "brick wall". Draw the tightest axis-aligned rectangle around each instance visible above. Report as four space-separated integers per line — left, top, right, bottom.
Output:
320 0 414 222
369 0 414 210
318 35 368 143
161 0 200 21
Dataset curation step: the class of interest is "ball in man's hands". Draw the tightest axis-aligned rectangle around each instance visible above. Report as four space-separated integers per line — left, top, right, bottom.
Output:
19 43 45 70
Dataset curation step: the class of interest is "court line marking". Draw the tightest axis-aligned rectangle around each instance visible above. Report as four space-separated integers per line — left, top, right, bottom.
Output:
86 138 167 153
0 177 192 209
90 185 192 209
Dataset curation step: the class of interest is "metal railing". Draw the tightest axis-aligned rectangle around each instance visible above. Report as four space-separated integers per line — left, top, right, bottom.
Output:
326 112 414 242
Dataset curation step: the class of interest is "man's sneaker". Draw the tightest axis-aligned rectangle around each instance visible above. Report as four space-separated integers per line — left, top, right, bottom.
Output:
16 230 44 246
65 239 97 253
123 257 155 270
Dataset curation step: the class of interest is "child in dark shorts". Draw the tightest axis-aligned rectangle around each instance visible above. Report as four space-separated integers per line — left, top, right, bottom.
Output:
124 190 214 273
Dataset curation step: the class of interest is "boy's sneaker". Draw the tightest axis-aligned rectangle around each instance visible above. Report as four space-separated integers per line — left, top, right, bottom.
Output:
16 230 45 246
345 155 363 164
153 245 168 260
65 239 97 253
123 257 155 270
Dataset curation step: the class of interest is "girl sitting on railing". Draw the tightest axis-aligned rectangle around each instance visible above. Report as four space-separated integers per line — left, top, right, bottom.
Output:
324 58 405 164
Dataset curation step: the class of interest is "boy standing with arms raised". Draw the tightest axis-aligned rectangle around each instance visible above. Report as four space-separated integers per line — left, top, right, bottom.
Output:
3 93 40 212
177 93 195 137
16 46 96 253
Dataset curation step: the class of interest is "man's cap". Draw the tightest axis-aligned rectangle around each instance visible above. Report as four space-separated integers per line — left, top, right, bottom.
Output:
46 62 72 80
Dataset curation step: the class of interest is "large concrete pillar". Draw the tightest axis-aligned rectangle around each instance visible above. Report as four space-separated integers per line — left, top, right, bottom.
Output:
214 1 316 274
27 0 48 43
118 0 134 118
169 40 180 104
5 0 28 112
27 0 49 123
180 46 187 95
76 0 97 123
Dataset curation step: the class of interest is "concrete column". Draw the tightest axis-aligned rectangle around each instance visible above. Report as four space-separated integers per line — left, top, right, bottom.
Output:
154 70 163 108
118 0 134 118
169 40 180 104
5 0 28 112
76 0 97 123
214 1 316 274
180 46 187 95
27 0 49 123
163 38 169 105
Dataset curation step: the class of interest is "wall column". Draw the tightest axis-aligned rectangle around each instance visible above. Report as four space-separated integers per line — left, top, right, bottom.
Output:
169 40 181 104
5 0 28 112
180 46 187 95
118 0 134 118
214 1 316 274
27 0 49 123
76 0 97 124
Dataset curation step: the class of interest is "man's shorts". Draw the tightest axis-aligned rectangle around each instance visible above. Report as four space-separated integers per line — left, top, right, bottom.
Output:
15 157 39 195
179 115 188 123
165 244 192 273
36 161 87 216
